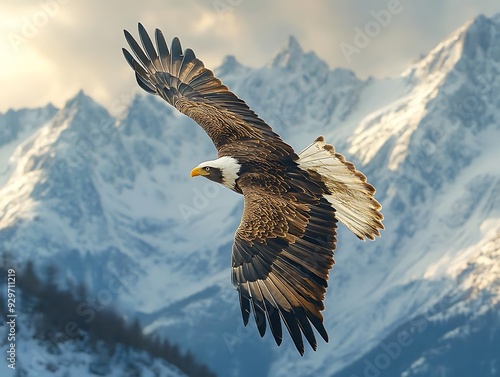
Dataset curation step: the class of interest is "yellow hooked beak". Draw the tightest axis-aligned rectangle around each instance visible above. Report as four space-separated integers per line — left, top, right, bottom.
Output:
190 167 210 178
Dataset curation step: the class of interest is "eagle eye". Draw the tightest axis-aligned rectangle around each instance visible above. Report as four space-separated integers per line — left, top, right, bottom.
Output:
205 167 210 172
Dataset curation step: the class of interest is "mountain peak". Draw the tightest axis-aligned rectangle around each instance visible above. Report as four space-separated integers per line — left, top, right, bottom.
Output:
216 55 246 77
271 35 304 68
52 89 112 141
404 13 500 81
270 35 330 81
64 89 101 110
285 35 302 53
402 19 470 81
462 13 500 59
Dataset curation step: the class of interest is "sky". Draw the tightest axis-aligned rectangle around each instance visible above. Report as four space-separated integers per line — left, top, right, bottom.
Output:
1 0 500 114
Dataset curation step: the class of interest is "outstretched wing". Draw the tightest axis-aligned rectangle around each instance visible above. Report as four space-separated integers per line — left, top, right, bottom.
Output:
231 170 337 355
123 24 293 157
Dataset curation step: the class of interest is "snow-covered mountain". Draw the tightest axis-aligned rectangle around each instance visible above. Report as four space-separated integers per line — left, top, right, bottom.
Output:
1 13 500 377
0 104 57 186
0 318 187 377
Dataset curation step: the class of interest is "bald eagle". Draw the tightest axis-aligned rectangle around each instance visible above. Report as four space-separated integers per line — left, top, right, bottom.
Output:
123 24 383 355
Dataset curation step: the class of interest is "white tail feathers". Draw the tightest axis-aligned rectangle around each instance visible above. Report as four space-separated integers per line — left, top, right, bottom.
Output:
298 136 384 240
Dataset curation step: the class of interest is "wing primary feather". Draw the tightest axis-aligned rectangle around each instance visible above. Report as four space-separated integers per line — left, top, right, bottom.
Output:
267 268 326 349
179 48 197 81
154 29 170 72
280 309 305 356
124 29 154 74
138 23 161 71
294 307 318 351
134 70 156 94
307 314 329 343
122 48 137 69
264 273 306 355
248 282 267 337
237 286 251 326
130 59 152 82
257 280 283 346
170 37 183 77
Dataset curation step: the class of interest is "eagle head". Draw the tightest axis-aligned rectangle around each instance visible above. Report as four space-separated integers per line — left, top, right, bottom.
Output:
190 156 241 190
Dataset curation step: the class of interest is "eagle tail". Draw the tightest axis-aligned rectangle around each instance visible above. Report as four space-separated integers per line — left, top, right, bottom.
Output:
298 136 384 241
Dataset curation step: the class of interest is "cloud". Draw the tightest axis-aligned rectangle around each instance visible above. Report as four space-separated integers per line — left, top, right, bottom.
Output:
0 0 499 113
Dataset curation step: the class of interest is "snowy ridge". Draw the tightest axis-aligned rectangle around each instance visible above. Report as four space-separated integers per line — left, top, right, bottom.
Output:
0 318 186 377
0 104 57 186
1 14 500 377
349 17 470 170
